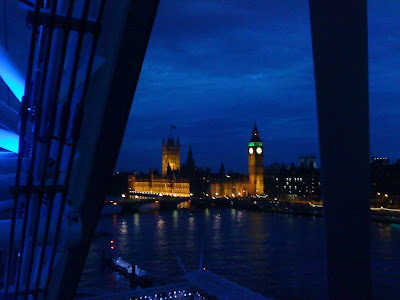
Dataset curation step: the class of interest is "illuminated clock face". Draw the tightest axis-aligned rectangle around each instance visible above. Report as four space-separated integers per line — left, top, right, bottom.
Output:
256 147 262 154
249 148 254 154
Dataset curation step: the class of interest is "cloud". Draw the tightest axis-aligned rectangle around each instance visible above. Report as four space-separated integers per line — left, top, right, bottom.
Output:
116 0 321 172
3 0 399 172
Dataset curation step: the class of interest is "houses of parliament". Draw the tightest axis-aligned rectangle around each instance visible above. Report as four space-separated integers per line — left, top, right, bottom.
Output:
128 124 265 197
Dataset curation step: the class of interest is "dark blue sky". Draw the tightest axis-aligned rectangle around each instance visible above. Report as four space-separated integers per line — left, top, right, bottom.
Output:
2 1 400 173
116 0 400 173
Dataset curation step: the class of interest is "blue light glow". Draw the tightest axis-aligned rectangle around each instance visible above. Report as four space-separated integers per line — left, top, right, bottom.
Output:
0 128 19 153
0 45 25 102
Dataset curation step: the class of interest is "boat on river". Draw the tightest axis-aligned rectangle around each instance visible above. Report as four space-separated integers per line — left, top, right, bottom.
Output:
109 256 152 287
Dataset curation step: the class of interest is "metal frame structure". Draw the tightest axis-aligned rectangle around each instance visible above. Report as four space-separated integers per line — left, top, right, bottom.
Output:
309 1 371 298
0 0 371 299
2 0 160 298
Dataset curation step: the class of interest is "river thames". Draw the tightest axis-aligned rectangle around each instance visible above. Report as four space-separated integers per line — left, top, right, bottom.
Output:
80 208 400 299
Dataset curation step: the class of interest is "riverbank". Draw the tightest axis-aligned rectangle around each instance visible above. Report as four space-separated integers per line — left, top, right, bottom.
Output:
113 196 400 224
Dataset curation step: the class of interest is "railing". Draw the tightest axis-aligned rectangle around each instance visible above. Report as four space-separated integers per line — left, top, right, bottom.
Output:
3 1 106 298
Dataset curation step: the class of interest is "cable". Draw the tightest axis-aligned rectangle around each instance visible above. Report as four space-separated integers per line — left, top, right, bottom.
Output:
2 0 10 106
4 2 41 297
44 1 106 296
24 0 59 296
33 0 76 296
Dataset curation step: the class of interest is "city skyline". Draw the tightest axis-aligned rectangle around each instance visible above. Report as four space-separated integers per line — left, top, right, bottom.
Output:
117 125 319 174
0 2 398 298
2 1 400 173
114 0 400 172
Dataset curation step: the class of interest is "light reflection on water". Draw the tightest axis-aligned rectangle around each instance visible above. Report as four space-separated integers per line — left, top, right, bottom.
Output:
120 219 128 235
82 208 400 300
186 214 195 248
173 210 178 229
133 213 140 234
205 208 210 221
211 213 222 251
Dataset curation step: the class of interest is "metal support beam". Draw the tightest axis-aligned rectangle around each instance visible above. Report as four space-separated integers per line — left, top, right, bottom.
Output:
27 10 100 34
309 1 371 298
47 0 159 298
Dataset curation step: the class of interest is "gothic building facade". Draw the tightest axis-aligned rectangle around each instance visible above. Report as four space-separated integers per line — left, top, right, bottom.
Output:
129 170 190 197
113 126 323 200
210 124 265 197
248 123 264 195
162 137 180 175
129 136 190 197
128 125 266 198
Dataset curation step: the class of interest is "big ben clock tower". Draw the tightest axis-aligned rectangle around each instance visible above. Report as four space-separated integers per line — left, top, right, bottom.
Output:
248 123 264 195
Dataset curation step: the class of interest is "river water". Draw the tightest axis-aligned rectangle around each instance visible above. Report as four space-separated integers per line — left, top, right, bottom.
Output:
80 208 400 299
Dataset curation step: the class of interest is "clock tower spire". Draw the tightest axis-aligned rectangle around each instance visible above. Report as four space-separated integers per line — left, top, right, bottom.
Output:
248 123 264 195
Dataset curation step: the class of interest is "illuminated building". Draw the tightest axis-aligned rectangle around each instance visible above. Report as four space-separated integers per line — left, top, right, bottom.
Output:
210 124 264 197
371 158 400 208
129 126 266 198
210 174 249 197
162 137 180 175
248 123 264 195
129 137 189 197
267 162 321 201
129 171 190 197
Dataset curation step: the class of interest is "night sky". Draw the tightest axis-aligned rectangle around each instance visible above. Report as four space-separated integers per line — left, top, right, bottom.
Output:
2 1 400 173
